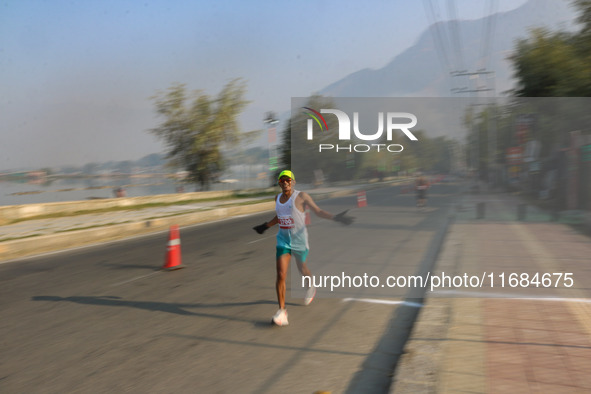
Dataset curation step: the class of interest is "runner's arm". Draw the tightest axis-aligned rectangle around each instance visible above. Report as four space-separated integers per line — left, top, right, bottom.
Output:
300 192 334 220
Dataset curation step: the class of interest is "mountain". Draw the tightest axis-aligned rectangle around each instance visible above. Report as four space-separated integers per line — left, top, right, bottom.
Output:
320 0 577 98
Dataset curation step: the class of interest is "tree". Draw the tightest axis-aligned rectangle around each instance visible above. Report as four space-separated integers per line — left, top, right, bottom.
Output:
509 1 591 97
510 29 590 96
574 0 591 36
149 79 251 190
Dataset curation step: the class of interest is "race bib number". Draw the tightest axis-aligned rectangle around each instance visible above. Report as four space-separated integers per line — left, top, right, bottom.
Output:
278 216 295 229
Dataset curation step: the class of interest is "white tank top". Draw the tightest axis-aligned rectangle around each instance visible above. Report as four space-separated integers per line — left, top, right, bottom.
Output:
275 190 309 250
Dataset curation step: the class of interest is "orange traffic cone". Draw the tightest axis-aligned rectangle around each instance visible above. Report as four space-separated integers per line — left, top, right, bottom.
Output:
357 191 367 208
163 225 184 270
305 207 311 226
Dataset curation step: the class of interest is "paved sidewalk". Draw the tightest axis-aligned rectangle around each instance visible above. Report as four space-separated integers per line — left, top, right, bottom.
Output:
392 190 591 393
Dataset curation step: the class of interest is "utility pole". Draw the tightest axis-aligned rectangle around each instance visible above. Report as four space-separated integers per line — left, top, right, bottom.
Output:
451 69 496 186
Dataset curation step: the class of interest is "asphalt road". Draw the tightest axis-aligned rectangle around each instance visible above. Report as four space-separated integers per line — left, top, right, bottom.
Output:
0 181 460 393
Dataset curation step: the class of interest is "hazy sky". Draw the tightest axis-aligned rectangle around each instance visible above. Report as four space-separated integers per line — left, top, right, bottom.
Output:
0 0 529 170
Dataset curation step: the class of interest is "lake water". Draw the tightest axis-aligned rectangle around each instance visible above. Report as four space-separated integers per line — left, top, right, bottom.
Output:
1 171 270 206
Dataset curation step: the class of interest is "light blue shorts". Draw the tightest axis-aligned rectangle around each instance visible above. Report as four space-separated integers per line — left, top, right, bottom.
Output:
276 246 309 262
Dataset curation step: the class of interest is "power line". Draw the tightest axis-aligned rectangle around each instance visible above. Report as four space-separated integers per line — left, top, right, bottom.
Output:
479 0 499 73
423 0 452 73
447 0 465 72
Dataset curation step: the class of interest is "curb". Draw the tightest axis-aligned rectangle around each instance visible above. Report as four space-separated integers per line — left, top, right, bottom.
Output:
346 208 455 393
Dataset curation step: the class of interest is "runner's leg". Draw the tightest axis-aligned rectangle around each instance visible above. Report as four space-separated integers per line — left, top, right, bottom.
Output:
295 259 311 278
276 253 291 309
295 253 316 305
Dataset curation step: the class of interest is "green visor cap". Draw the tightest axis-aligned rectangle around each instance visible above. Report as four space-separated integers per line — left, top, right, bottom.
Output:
277 170 295 180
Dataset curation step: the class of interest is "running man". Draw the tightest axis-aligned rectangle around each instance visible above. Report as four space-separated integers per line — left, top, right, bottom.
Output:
252 170 353 326
415 175 429 208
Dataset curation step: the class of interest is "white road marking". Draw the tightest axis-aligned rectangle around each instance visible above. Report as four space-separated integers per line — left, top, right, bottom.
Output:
247 235 274 244
342 297 405 305
110 271 161 287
